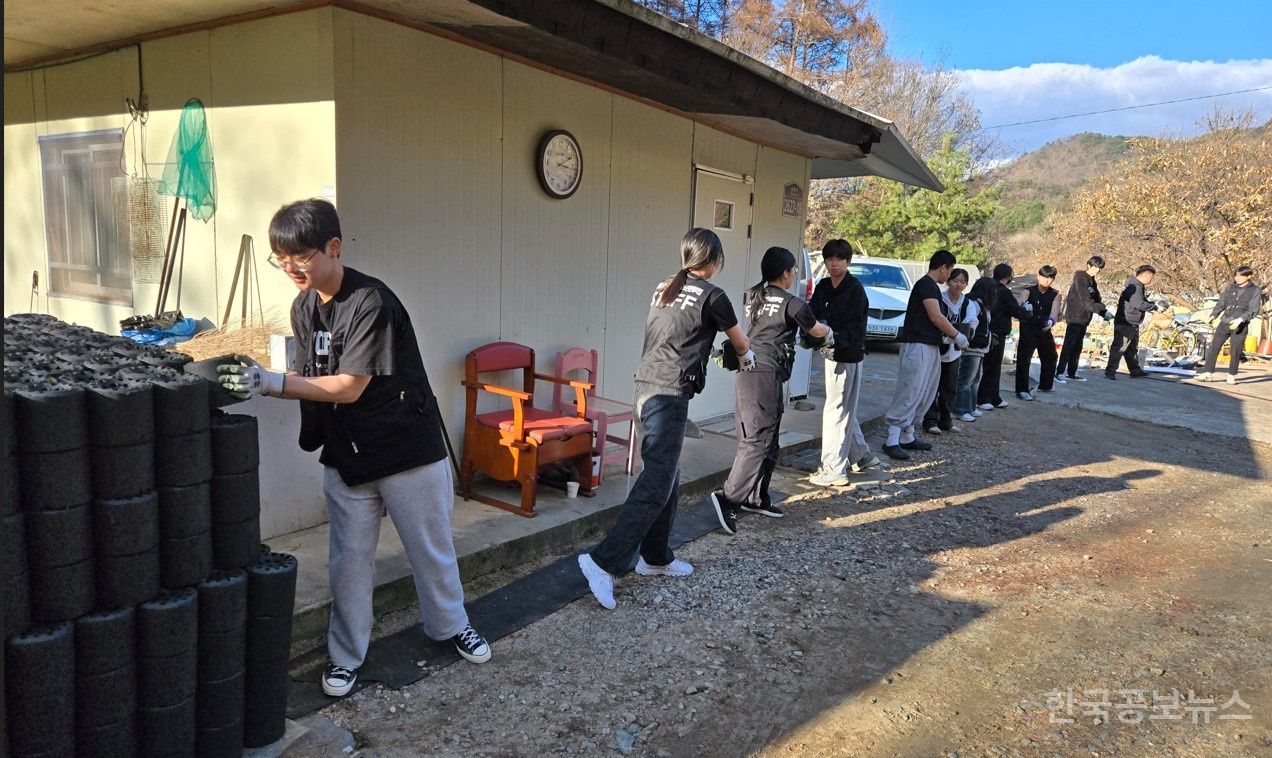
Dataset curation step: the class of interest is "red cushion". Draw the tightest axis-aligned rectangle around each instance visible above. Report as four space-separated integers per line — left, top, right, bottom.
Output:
476 407 591 444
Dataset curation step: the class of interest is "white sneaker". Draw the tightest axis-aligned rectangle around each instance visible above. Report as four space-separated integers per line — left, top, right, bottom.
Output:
960 413 976 422
635 557 694 577
1017 392 1035 402
977 403 994 411
923 425 942 435
1194 372 1212 382
809 469 851 487
947 424 963 433
971 409 984 417
1054 375 1067 384
1226 375 1236 385
578 554 616 609
993 400 1010 409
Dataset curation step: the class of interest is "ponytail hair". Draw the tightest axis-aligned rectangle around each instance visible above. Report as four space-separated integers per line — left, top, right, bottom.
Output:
748 246 796 312
657 228 725 307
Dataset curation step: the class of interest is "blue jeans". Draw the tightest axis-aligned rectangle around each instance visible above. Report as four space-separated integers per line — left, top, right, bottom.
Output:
589 390 688 576
954 353 983 416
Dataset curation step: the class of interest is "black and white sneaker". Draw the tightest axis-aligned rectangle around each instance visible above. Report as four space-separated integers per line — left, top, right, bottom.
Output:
452 624 491 664
322 664 358 697
711 490 739 535
741 501 785 518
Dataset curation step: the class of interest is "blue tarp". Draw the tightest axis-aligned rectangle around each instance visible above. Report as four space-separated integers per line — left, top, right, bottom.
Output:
122 317 199 346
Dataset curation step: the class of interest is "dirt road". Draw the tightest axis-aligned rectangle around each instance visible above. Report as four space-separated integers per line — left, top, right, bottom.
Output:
303 400 1271 757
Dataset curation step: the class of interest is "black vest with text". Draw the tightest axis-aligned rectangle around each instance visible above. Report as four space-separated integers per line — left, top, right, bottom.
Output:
634 275 727 396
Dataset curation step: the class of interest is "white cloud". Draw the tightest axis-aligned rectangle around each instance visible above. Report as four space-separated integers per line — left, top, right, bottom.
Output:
957 56 1272 154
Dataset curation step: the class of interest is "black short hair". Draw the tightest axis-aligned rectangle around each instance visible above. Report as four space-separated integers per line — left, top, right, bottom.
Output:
1236 265 1255 276
949 267 970 283
992 263 1014 281
269 198 342 255
1087 255 1105 268
1135 264 1157 276
822 239 853 261
929 249 956 270
1038 265 1058 278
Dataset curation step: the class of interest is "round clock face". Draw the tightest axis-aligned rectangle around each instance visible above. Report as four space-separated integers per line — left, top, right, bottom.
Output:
537 130 582 199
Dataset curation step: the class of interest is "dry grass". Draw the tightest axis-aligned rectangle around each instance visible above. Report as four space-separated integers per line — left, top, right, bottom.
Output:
180 315 290 365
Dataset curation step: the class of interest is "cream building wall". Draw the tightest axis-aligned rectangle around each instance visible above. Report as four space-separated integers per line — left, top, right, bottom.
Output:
4 6 812 535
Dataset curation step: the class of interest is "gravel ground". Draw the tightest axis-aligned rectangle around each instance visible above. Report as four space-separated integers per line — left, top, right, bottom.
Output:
299 401 1271 757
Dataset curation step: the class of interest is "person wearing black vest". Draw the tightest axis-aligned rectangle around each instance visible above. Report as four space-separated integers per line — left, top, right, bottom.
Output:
977 263 1031 410
882 250 967 461
808 239 878 488
1196 265 1263 384
1105 265 1158 379
579 228 753 610
954 276 997 421
1056 256 1111 382
216 199 489 699
1014 265 1062 400
713 247 828 534
923 268 972 434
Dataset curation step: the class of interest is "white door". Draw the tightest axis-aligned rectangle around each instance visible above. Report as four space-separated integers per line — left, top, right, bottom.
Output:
691 168 752 420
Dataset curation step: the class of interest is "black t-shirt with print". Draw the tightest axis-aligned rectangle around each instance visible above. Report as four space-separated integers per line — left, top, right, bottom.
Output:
290 266 447 486
634 274 738 396
745 284 818 379
898 274 945 345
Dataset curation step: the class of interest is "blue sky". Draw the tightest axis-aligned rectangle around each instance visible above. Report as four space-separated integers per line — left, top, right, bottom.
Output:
872 0 1272 154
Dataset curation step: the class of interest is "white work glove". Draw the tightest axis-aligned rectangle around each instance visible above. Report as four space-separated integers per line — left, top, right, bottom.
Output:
1042 318 1055 331
1229 318 1243 330
953 332 970 350
1022 301 1034 313
738 348 757 371
217 356 284 399
816 328 836 360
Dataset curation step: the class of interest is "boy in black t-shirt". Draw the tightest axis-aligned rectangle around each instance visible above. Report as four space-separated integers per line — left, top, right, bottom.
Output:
808 239 878 487
218 199 490 699
881 250 967 460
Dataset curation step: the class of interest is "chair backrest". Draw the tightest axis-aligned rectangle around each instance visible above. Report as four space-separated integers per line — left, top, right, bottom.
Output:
465 342 536 414
553 348 597 412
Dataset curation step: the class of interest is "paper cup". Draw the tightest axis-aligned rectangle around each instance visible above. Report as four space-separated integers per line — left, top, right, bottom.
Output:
566 481 580 498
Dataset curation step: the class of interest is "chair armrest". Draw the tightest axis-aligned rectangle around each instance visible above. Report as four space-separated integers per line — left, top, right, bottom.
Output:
534 372 594 392
462 381 532 402
589 394 634 413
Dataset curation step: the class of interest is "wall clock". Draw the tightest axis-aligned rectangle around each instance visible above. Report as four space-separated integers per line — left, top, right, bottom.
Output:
536 129 582 199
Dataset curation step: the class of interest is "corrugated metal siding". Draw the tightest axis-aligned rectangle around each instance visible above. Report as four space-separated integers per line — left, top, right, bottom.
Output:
603 97 694 404
753 146 809 265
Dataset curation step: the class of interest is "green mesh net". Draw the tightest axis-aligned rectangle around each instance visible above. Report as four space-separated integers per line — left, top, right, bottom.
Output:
158 98 216 221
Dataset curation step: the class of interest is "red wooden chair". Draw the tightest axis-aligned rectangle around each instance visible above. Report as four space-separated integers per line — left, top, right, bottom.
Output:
460 342 596 518
551 348 637 486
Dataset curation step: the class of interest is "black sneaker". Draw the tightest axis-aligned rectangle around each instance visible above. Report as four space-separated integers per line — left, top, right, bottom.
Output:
711 491 739 535
322 664 358 697
452 624 491 664
882 444 911 460
741 501 785 518
1129 370 1149 378
1104 373 1117 380
900 439 932 451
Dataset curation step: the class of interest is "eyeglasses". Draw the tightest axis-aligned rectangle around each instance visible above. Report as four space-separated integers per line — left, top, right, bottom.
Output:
267 248 321 271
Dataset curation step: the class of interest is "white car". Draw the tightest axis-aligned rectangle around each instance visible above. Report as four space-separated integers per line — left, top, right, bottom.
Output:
805 251 914 343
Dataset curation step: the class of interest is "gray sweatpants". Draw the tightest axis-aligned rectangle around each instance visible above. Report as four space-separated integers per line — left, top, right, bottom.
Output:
325 459 469 669
820 359 870 476
884 342 941 445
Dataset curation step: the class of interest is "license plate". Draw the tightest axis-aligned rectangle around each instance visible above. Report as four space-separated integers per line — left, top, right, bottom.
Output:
867 325 898 337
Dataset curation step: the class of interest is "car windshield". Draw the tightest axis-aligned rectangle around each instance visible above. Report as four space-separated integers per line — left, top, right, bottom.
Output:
848 263 909 290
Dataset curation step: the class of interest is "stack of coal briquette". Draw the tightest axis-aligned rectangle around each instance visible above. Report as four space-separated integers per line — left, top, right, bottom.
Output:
4 313 298 757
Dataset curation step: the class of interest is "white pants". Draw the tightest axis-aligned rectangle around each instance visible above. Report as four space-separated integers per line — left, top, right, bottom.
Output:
884 343 942 443
324 459 469 668
820 359 870 475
